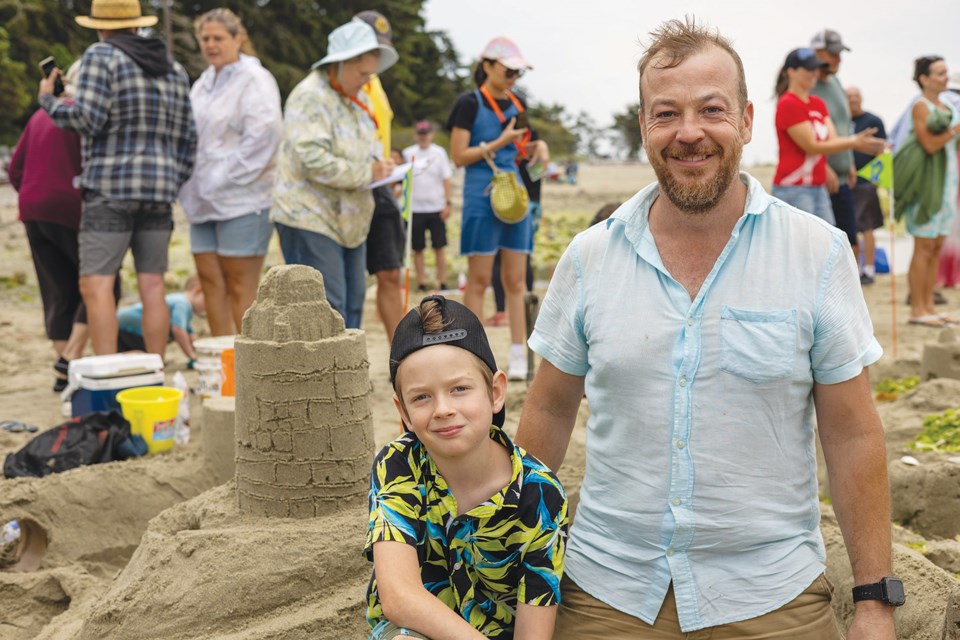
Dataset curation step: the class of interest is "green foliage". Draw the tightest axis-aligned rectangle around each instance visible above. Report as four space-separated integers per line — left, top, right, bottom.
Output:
0 0 469 142
910 407 960 452
873 375 920 402
904 541 926 552
611 102 643 159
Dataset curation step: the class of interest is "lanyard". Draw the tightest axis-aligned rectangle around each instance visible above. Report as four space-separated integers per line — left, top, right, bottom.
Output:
479 85 529 159
327 68 379 130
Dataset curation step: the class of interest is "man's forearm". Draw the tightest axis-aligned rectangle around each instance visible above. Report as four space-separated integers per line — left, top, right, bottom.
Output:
515 360 583 471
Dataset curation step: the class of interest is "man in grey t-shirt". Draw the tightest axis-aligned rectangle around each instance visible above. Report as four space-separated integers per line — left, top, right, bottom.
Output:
811 29 860 261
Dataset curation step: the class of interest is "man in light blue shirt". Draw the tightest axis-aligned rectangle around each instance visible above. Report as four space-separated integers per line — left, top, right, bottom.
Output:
517 19 900 640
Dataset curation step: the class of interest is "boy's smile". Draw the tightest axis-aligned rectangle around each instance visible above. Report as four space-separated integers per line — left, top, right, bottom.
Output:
394 345 506 461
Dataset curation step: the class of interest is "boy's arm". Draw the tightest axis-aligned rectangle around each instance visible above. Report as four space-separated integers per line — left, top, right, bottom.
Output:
513 603 557 640
373 541 486 640
171 326 196 360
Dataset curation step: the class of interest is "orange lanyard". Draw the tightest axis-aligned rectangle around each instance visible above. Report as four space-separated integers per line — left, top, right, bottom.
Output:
328 68 379 130
479 85 529 159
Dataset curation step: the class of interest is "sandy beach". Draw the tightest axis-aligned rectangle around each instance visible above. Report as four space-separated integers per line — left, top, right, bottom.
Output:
1 163 958 639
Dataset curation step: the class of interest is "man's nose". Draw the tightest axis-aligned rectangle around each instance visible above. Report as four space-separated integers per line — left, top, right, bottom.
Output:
675 112 705 144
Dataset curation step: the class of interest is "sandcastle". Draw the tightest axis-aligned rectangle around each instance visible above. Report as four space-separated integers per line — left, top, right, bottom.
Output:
20 266 378 639
235 265 374 518
921 327 960 381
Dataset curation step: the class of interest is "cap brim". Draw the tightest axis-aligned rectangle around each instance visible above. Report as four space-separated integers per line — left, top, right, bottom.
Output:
75 15 158 29
499 56 533 71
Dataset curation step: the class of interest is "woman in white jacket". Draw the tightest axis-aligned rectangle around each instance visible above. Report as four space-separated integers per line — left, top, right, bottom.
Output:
179 8 282 335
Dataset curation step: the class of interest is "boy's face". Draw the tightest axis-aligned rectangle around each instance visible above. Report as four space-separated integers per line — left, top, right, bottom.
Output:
394 345 506 461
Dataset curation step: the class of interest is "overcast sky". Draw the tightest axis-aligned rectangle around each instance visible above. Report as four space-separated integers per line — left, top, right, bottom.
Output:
424 0 960 165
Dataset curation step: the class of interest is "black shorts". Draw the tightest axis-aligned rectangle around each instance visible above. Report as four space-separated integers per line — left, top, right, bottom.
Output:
852 182 884 233
829 184 858 246
366 186 404 274
410 211 448 251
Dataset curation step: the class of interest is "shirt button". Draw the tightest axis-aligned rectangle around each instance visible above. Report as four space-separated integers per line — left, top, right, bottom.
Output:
454 561 462 570
677 440 685 449
687 317 694 326
666 548 675 557
679 377 687 387
672 497 682 506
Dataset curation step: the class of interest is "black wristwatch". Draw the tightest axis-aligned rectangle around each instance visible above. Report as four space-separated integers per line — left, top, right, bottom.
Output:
852 577 906 606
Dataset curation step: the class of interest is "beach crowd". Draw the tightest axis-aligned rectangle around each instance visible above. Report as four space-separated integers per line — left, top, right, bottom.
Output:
10 0 960 637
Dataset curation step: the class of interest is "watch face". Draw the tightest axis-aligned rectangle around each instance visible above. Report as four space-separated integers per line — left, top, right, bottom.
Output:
882 578 906 606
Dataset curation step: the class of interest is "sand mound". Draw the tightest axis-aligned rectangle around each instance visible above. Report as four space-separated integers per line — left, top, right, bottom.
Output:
34 483 370 640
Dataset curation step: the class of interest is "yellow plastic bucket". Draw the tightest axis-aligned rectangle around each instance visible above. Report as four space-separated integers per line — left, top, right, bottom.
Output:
116 386 183 454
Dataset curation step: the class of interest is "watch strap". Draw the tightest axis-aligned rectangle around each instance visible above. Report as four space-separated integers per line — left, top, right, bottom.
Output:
852 582 884 602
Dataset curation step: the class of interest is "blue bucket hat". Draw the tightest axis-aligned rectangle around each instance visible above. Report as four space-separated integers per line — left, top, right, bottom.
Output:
313 21 398 74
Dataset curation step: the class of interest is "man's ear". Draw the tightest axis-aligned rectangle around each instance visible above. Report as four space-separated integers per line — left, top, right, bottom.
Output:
741 100 754 145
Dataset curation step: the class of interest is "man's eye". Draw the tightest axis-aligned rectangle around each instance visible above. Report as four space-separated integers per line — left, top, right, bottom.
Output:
704 107 723 115
655 111 676 119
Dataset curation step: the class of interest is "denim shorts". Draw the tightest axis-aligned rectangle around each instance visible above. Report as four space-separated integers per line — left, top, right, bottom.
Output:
370 620 430 640
190 208 272 257
460 201 534 256
79 191 172 275
771 185 834 226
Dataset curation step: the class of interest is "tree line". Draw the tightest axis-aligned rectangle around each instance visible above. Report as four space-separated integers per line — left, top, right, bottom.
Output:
0 0 644 159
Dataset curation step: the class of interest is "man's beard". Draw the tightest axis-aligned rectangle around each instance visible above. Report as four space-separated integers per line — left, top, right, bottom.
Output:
648 141 741 214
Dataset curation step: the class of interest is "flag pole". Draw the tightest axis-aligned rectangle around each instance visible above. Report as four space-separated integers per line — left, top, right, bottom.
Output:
889 171 897 360
401 157 414 313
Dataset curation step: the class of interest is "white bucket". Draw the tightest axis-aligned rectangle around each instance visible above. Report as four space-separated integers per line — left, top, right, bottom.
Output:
194 335 235 398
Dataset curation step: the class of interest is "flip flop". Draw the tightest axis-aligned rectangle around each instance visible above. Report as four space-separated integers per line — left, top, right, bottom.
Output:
909 315 948 328
0 421 39 433
53 357 70 376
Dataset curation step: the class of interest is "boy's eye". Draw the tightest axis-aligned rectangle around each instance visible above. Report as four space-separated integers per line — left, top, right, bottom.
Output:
452 385 469 393
410 393 428 403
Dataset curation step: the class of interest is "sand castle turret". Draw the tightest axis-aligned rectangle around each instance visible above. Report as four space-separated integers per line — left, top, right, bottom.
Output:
234 265 374 518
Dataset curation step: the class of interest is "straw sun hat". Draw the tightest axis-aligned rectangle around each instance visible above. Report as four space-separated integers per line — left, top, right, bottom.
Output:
75 0 158 30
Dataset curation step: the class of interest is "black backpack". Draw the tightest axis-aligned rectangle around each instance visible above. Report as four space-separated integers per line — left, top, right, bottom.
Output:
3 411 147 479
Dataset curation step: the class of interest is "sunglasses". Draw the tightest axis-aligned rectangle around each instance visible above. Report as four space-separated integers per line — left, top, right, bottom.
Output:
497 62 524 79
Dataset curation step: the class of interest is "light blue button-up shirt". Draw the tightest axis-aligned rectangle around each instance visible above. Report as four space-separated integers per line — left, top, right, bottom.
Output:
529 172 882 631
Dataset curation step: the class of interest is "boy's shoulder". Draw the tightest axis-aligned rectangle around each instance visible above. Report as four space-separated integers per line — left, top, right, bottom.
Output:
516 447 567 504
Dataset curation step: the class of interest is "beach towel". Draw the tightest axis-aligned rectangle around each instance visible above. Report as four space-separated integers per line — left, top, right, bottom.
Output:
893 107 952 225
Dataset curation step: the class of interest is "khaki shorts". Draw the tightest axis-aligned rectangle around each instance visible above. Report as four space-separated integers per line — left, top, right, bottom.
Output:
554 573 844 639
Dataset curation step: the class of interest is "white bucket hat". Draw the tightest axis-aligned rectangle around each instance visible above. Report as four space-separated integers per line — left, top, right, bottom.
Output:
312 21 398 74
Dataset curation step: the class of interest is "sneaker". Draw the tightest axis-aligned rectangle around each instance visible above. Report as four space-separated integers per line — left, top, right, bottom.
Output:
860 272 875 286
507 351 528 381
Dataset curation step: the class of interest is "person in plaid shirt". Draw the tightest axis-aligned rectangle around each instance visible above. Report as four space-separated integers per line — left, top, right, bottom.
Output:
38 0 196 359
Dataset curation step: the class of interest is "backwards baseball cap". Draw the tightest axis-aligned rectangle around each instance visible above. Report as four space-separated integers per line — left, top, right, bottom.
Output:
480 36 533 71
390 295 504 427
415 120 433 133
354 10 393 47
810 29 850 55
784 48 829 71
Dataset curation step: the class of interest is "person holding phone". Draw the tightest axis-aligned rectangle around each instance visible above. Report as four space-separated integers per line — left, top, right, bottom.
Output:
446 36 547 381
178 8 283 336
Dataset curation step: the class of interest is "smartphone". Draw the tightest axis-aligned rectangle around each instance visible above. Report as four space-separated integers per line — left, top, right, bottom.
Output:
513 111 529 130
39 56 65 97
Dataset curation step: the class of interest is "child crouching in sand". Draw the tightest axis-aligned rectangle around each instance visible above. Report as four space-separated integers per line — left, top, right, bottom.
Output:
364 295 568 639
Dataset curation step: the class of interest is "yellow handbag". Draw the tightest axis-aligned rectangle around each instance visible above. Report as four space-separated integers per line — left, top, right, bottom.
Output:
481 146 529 224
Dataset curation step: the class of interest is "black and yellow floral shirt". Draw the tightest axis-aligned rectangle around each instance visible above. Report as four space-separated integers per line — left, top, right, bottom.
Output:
364 425 568 638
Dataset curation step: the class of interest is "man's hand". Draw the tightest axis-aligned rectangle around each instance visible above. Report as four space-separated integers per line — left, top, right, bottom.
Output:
38 67 60 99
847 165 858 189
845 603 896 640
528 139 550 166
440 203 451 221
825 165 840 194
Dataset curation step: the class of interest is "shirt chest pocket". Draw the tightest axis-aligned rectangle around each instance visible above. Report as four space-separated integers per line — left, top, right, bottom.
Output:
719 306 798 383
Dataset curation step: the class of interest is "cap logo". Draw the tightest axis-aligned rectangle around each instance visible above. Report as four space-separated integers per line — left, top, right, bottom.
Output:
374 16 389 34
422 329 467 345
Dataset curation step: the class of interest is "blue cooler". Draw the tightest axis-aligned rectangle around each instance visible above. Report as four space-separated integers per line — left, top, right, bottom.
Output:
64 354 165 418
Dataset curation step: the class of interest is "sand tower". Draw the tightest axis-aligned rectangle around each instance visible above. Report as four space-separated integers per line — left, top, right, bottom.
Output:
234 265 374 518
